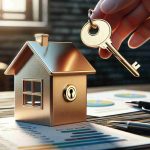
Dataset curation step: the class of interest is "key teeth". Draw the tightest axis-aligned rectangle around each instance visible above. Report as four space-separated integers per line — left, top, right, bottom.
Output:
132 61 141 70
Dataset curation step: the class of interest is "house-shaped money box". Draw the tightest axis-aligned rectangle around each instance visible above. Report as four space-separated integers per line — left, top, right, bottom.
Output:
5 34 96 126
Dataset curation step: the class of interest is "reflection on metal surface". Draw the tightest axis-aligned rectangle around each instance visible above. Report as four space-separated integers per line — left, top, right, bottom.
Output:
57 49 78 72
52 75 87 126
5 42 96 75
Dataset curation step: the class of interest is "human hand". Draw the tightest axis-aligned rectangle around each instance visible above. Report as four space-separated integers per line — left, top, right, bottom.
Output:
91 0 150 59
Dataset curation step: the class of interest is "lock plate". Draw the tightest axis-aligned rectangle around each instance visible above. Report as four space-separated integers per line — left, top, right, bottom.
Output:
63 85 77 102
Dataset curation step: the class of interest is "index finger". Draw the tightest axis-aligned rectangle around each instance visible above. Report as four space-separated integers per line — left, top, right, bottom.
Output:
91 0 105 19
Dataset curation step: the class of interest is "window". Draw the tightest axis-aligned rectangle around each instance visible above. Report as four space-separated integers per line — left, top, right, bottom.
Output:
23 79 43 108
0 0 48 27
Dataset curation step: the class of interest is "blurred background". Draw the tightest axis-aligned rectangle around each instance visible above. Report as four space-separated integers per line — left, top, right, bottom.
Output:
0 0 149 91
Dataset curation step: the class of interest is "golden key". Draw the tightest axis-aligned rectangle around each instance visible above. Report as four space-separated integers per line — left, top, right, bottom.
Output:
80 19 140 77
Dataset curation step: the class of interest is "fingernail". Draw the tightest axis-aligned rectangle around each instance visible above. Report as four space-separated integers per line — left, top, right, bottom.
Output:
130 39 138 47
129 35 143 48
101 0 116 13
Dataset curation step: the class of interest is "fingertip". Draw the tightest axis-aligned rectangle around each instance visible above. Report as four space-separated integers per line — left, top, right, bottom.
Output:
91 0 105 19
128 40 138 49
128 34 144 49
100 0 114 14
98 48 112 59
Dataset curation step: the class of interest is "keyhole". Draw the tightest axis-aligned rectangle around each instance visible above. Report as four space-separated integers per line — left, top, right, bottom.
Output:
64 85 77 102
70 89 73 98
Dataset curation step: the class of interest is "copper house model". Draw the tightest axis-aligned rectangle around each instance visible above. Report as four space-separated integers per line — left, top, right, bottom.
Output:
5 34 96 126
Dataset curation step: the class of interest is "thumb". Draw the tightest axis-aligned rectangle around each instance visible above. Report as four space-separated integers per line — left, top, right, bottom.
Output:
101 0 138 14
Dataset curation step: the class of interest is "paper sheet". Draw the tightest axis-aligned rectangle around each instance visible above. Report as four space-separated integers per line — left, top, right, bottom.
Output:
0 92 14 110
0 117 149 150
87 90 150 117
0 91 14 99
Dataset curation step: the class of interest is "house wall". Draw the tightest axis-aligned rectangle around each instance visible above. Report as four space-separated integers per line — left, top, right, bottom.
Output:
51 75 87 126
15 54 51 125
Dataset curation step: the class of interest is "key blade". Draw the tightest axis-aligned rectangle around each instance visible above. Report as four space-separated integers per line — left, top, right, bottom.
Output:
106 43 140 77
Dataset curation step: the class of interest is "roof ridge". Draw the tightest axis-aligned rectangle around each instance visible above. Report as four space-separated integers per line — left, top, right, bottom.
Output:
5 41 96 75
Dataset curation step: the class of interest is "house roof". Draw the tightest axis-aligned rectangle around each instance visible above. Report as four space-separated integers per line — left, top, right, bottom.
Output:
5 41 96 75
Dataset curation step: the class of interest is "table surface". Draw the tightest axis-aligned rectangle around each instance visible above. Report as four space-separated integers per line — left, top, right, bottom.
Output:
0 84 150 150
